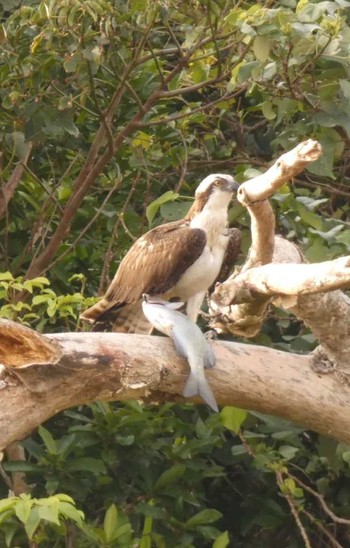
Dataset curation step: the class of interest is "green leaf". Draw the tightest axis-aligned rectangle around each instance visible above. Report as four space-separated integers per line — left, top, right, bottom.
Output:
231 445 247 457
0 272 14 281
186 509 222 528
220 406 248 433
295 202 323 230
66 457 106 474
279 445 299 460
104 504 118 543
27 276 49 286
136 502 167 520
38 498 60 525
261 101 276 120
57 501 84 526
14 498 32 524
0 497 17 514
341 451 350 464
253 36 270 61
140 515 153 548
38 425 57 454
55 494 76 504
146 191 179 225
212 531 230 548
4 461 40 473
154 464 186 490
24 507 41 540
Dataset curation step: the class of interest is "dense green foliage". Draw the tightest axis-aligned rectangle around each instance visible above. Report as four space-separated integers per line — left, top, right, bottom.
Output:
1 0 350 545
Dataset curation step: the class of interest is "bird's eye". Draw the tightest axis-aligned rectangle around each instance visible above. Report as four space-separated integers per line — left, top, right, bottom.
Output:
214 179 223 188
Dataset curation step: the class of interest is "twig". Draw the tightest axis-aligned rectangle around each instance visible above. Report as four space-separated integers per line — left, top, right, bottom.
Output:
0 143 33 219
289 473 350 526
275 469 312 548
302 509 344 548
48 177 123 271
138 87 247 127
98 173 141 294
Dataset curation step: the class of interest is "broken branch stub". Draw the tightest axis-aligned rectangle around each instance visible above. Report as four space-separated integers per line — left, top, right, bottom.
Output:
0 320 61 368
237 139 323 205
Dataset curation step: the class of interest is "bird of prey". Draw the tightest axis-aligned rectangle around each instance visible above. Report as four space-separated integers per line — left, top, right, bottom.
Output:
80 173 239 333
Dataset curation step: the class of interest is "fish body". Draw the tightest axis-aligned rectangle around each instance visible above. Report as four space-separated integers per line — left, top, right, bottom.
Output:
142 297 218 412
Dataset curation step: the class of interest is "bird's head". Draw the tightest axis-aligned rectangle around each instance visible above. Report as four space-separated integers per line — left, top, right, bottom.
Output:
186 174 239 219
195 173 239 197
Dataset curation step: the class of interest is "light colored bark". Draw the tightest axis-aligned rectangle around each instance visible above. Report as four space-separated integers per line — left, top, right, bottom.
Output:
209 140 322 336
237 139 322 205
210 138 350 369
0 320 350 449
215 255 350 303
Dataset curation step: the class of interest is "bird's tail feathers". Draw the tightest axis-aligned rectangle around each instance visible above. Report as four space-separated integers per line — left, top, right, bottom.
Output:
80 298 112 323
183 372 218 412
112 302 153 334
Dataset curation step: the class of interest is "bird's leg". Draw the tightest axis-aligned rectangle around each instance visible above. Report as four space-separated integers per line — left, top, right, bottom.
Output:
185 291 206 322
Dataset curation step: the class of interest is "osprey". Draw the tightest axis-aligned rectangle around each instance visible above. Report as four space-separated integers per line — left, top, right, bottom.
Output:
80 174 239 333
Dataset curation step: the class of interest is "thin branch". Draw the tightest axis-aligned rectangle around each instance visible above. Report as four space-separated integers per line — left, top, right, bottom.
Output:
138 88 247 128
24 26 209 279
275 470 312 548
47 176 122 271
97 173 141 294
0 143 33 219
289 473 350 526
86 59 114 154
158 71 230 99
302 509 343 548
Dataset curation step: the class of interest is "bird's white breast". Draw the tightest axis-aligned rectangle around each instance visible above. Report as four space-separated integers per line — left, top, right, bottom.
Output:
173 200 229 300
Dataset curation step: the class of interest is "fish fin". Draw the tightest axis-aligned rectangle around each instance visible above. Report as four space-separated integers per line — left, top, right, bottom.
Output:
183 372 219 413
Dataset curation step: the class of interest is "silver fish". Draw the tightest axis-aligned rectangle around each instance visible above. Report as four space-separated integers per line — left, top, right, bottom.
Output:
142 295 218 412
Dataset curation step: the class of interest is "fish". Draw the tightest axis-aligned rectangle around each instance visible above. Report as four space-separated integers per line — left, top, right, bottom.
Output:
142 295 218 412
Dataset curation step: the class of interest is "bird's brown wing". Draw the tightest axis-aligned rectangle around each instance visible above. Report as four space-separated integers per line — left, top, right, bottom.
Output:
81 221 206 324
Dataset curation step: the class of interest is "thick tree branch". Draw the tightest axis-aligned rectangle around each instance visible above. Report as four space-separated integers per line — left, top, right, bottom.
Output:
213 255 350 305
210 140 323 337
236 139 323 205
209 138 350 372
1 320 350 449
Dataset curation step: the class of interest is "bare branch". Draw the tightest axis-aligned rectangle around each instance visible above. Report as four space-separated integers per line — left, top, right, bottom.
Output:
214 255 350 306
1 320 350 449
0 143 33 219
237 139 323 205
210 140 323 337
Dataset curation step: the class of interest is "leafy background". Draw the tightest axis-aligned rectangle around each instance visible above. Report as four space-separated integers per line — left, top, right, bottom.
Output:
1 0 350 545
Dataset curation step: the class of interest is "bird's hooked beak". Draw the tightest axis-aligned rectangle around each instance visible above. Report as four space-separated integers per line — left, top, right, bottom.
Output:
222 178 239 193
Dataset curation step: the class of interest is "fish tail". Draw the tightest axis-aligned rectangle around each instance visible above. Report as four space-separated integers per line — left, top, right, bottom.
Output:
183 372 219 413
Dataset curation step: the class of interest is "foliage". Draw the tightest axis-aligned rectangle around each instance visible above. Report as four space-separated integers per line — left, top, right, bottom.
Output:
1 0 350 546
2 404 350 546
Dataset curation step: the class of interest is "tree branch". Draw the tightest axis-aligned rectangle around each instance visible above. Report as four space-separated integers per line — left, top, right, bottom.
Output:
236 139 323 205
213 254 350 306
209 138 350 372
209 140 323 337
1 320 350 449
0 143 33 219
